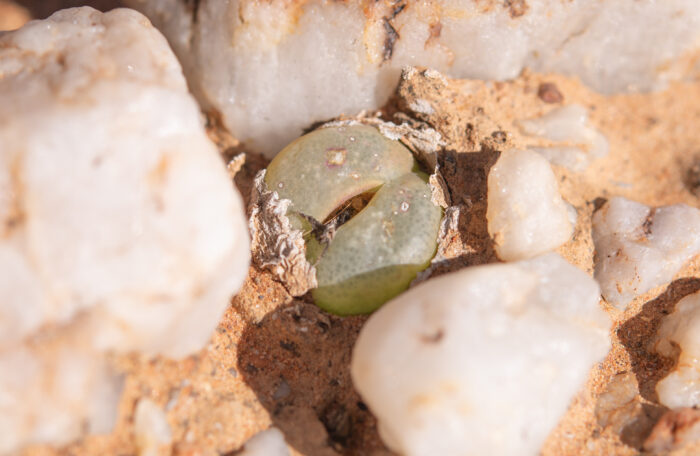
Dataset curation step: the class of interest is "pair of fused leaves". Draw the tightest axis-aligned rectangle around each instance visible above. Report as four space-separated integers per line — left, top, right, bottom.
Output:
265 125 442 315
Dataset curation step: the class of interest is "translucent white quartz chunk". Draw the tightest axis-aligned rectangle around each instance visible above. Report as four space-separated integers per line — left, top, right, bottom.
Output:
126 0 700 157
654 292 700 409
487 149 574 261
592 197 700 309
0 343 123 455
134 399 173 456
518 104 609 172
351 253 611 456
239 428 290 456
0 7 249 453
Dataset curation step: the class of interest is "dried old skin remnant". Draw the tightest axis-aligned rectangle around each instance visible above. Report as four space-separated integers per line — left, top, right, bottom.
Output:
264 125 442 315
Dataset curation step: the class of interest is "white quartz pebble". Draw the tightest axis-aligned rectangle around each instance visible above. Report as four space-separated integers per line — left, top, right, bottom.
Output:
351 253 610 456
134 399 173 456
487 149 574 261
239 427 290 456
653 291 700 409
592 197 700 309
0 342 123 454
0 7 249 453
518 104 609 172
127 0 700 157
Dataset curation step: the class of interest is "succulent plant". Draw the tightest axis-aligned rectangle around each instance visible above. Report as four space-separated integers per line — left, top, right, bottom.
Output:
265 125 442 315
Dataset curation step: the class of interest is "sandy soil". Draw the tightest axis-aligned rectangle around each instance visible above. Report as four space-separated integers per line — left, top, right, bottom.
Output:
19 66 700 456
8 2 700 455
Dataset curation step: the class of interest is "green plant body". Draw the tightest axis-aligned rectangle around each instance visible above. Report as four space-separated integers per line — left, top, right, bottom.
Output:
265 125 442 315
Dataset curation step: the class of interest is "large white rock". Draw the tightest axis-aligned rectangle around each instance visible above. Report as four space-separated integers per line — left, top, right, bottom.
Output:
653 291 700 409
592 197 700 309
487 149 574 261
351 253 611 456
126 0 700 157
0 7 249 453
517 104 609 172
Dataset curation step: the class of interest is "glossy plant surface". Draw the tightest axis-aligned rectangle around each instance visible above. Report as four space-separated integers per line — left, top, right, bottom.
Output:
265 125 441 314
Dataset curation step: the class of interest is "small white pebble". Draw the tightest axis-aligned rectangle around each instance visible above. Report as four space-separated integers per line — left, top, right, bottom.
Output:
409 99 435 115
134 399 172 456
592 197 700 308
487 149 573 261
518 104 609 172
239 427 290 456
653 291 700 408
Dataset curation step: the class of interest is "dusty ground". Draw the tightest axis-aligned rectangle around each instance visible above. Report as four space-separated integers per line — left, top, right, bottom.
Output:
19 67 700 456
8 1 700 455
